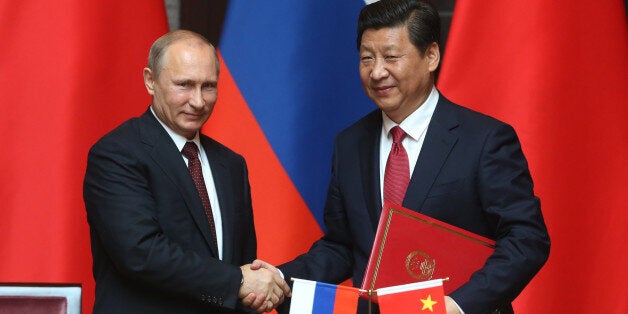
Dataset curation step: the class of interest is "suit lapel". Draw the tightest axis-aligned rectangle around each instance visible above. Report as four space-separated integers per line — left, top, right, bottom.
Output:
358 111 384 231
201 137 235 264
139 111 219 257
403 98 459 212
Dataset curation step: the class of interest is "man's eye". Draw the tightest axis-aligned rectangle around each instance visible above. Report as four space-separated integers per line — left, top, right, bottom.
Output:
385 56 399 60
360 56 374 62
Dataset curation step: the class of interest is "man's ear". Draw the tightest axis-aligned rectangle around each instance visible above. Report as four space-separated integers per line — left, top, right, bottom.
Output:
426 42 441 72
143 67 156 96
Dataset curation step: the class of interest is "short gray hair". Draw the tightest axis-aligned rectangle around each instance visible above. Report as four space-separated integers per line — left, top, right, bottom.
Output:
147 30 220 78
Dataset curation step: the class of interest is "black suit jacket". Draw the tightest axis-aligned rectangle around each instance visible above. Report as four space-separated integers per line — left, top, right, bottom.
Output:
84 109 257 313
279 95 550 314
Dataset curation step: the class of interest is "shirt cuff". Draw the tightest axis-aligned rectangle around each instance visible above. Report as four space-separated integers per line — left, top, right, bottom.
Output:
451 297 465 314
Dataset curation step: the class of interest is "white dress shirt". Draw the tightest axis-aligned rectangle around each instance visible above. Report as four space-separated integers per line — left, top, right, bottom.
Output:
379 86 439 202
151 107 224 260
377 88 466 313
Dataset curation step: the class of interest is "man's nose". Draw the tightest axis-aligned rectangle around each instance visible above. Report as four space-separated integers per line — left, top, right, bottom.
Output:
188 87 204 108
371 58 389 80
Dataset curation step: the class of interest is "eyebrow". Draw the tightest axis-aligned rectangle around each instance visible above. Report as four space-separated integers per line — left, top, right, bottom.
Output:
204 80 218 87
380 44 399 51
360 44 399 52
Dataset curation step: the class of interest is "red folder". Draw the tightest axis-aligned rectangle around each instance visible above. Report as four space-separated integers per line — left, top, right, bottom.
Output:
361 202 495 302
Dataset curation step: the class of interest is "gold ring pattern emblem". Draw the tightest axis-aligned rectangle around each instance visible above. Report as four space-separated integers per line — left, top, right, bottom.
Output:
405 250 436 280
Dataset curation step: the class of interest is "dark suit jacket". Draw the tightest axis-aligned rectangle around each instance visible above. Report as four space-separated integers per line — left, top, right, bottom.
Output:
84 109 257 313
279 95 550 314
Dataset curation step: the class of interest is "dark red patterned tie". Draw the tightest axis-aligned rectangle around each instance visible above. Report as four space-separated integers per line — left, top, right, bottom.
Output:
182 142 218 251
384 126 410 205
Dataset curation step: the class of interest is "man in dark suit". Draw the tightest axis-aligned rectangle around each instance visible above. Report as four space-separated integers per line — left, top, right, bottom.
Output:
83 30 289 313
255 1 550 313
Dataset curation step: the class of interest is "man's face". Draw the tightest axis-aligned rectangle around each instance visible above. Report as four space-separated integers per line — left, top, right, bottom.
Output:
144 40 218 139
359 26 439 123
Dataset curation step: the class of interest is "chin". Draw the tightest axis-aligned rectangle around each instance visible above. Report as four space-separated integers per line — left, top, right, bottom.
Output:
375 102 399 112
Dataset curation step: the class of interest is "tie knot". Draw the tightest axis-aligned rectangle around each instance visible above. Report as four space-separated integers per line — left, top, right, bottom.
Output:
181 142 199 160
390 126 407 144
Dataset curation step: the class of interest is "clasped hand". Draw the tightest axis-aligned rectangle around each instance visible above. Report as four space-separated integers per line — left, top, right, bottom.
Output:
239 259 290 313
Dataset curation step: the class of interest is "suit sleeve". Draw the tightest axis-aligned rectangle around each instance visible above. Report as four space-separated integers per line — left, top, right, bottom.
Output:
83 138 244 310
239 158 258 266
450 123 550 313
278 145 354 283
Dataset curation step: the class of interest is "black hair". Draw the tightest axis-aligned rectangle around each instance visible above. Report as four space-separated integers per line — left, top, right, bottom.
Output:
357 0 440 54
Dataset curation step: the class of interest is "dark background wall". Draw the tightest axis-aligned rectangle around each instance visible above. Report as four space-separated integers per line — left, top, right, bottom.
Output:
176 0 457 54
173 0 628 56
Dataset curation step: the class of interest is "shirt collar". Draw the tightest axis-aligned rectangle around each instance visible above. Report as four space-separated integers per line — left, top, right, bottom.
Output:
382 86 439 140
150 106 201 153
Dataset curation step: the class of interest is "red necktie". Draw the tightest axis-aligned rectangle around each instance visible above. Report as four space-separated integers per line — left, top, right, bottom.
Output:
384 126 410 205
182 142 218 252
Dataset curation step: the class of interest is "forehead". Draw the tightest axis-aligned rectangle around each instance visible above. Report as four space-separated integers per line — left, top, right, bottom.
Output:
360 26 411 51
161 41 217 77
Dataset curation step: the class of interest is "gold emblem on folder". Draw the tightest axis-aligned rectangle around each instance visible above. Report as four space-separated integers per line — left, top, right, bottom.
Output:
405 250 436 280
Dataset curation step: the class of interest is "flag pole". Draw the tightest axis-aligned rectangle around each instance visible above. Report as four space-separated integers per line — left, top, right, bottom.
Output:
368 289 372 314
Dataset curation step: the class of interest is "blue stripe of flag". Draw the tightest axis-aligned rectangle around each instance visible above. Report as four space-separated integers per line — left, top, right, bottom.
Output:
220 1 372 229
312 281 338 314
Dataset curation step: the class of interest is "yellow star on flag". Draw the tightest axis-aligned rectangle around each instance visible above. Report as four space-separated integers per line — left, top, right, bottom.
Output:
420 294 438 312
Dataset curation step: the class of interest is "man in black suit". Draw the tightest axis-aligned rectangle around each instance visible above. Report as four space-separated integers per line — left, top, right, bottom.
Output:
83 30 289 314
255 1 550 313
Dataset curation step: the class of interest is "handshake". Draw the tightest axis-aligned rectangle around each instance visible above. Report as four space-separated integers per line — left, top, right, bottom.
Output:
238 259 290 313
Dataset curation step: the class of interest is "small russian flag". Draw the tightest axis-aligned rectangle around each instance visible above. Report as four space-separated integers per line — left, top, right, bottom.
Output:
289 278 360 314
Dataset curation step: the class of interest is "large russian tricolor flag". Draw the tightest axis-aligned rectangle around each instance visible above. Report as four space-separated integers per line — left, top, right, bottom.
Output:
207 1 374 265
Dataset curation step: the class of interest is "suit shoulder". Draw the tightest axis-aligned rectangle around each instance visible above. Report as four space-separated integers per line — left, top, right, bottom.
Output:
200 134 245 162
438 96 512 131
335 109 381 142
90 117 142 149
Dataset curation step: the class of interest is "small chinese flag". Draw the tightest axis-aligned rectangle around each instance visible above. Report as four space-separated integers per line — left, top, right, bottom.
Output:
377 279 446 314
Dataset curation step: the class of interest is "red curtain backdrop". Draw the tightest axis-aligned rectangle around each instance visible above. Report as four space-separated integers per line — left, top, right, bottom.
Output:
438 1 627 313
0 1 168 312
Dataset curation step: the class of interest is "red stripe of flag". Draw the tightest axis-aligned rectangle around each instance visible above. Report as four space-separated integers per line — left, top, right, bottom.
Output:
205 52 323 265
332 284 360 314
